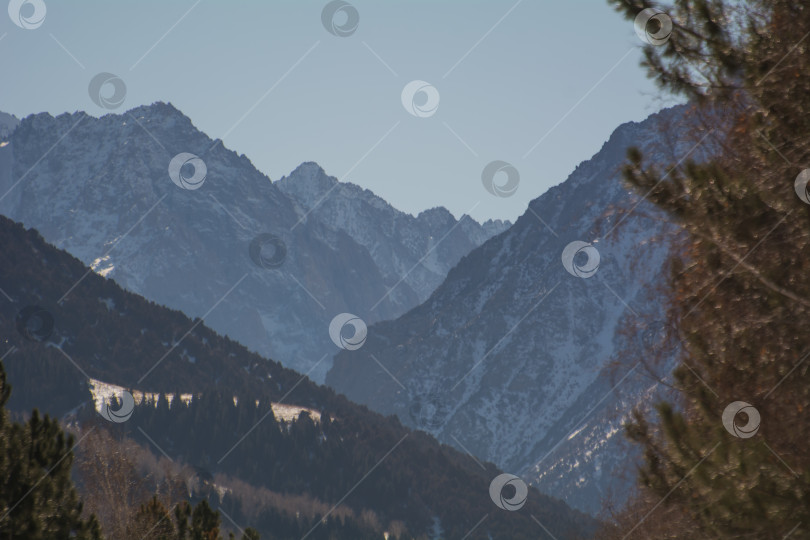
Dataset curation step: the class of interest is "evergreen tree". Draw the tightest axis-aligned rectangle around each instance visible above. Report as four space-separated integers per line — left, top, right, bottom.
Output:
190 500 220 540
174 502 192 539
0 360 102 539
601 1 810 538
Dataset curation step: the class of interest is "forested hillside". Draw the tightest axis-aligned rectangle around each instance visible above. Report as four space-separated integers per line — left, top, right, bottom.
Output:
0 215 595 539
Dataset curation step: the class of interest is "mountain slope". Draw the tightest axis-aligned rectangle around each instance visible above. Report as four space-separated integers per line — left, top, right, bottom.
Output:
275 163 509 305
0 112 18 139
327 104 706 514
0 215 594 540
0 104 504 382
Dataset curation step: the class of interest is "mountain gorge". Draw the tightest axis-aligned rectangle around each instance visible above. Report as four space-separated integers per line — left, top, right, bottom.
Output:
327 104 706 514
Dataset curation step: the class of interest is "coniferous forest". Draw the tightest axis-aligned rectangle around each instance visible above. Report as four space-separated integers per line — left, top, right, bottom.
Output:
0 217 592 538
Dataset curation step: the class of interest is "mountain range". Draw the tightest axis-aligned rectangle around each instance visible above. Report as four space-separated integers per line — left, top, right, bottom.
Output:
0 103 507 383
0 99 707 518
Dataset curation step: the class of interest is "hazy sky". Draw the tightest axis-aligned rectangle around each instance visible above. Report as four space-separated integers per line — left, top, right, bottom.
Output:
1 0 680 222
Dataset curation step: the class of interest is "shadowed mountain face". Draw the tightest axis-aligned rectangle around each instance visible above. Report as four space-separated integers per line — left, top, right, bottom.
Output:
327 104 703 514
0 215 595 540
0 103 506 382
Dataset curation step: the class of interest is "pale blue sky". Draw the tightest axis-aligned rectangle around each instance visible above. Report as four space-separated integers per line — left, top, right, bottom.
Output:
1 0 679 222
